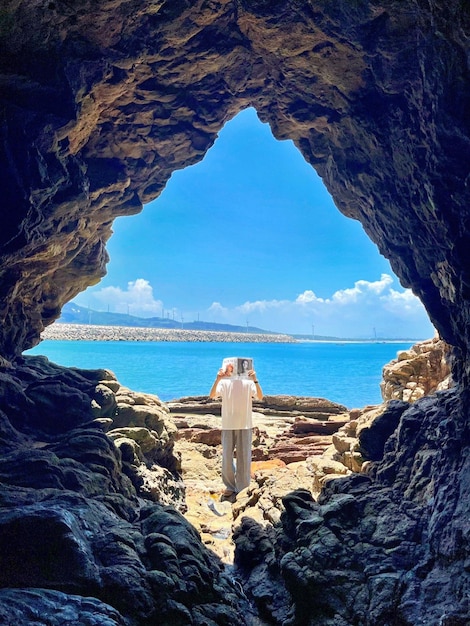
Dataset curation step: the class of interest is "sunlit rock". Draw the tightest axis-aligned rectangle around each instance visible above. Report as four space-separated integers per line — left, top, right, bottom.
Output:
1 1 470 623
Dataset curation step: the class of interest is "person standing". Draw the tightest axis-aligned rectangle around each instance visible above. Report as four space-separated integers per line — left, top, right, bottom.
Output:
209 362 263 501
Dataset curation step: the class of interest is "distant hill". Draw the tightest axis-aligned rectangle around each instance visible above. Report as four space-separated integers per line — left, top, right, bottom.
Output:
57 303 424 342
291 333 355 341
58 302 280 335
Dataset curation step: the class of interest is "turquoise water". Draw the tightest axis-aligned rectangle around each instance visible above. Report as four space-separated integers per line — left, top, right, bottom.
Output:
25 340 415 409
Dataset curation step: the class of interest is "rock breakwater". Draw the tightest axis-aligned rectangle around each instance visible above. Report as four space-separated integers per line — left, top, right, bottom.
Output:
41 323 296 343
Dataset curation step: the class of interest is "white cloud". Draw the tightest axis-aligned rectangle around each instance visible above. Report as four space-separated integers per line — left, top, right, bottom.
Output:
85 278 164 317
78 274 435 338
296 290 323 304
208 301 229 316
330 274 394 305
237 299 287 313
205 274 435 338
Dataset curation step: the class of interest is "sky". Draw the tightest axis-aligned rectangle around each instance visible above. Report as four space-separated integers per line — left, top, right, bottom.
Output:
74 107 435 339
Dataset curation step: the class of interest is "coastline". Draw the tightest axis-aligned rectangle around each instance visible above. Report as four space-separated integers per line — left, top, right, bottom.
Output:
41 323 296 343
40 323 424 345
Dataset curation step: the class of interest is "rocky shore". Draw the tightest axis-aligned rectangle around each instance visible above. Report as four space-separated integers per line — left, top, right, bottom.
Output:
1 1 469 622
41 323 295 343
167 338 453 564
0 336 462 625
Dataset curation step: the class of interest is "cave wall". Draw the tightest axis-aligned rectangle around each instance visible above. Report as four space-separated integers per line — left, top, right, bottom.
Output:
1 2 470 624
0 0 469 371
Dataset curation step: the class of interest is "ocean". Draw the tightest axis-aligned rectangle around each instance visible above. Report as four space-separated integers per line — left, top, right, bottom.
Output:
25 340 416 409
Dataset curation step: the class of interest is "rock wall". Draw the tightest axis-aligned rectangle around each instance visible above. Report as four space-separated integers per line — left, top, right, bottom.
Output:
234 388 469 625
0 344 468 623
381 336 452 403
0 0 470 371
1 1 470 624
0 355 257 624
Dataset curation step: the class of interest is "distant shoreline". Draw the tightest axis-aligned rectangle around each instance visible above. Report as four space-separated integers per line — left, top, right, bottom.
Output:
40 323 422 345
41 323 296 343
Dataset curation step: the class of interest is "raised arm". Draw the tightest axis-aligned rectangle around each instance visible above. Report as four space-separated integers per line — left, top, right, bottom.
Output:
248 370 264 400
209 368 226 398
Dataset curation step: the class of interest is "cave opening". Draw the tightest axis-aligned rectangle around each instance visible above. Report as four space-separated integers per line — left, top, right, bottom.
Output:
28 108 435 406
2 2 470 623
71 108 434 337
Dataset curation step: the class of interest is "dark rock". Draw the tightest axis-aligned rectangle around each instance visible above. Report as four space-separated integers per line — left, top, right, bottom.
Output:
234 389 470 625
358 399 408 461
0 588 129 626
0 1 469 376
233 517 293 625
1 2 470 624
0 357 254 624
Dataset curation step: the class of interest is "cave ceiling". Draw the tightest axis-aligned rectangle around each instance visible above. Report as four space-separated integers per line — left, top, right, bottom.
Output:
0 0 469 369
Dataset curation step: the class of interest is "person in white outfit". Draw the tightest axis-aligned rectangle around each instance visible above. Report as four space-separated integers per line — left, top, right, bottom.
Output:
209 362 263 500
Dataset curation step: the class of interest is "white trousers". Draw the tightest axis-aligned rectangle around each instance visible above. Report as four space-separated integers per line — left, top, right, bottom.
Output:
221 428 252 493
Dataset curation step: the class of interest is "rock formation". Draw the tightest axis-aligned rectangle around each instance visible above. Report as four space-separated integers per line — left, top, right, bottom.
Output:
1 1 470 624
1 1 470 369
0 356 257 624
381 335 452 402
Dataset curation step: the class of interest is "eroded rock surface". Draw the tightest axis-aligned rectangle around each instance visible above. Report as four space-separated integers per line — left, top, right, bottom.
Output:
172 398 351 562
0 336 468 624
233 389 469 625
0 356 257 625
1 1 470 624
381 336 452 402
173 339 469 624
0 0 470 374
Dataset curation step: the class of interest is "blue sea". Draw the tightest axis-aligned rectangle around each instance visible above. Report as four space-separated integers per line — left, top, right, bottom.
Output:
25 340 416 409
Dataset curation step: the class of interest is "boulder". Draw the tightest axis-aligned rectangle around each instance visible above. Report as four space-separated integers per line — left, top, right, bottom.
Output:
381 337 453 403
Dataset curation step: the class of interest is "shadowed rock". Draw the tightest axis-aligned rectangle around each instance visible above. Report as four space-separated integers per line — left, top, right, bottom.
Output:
1 1 470 623
0 1 469 374
0 356 257 624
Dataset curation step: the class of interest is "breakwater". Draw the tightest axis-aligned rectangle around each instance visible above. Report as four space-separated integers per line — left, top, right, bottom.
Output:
41 323 296 343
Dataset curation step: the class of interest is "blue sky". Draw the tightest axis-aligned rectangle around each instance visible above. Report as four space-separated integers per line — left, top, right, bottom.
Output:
75 108 435 339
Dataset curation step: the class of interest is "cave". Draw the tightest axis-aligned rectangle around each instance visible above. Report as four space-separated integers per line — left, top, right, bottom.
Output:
1 1 469 624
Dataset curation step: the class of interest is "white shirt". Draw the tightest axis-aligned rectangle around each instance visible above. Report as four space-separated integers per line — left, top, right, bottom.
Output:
216 378 257 430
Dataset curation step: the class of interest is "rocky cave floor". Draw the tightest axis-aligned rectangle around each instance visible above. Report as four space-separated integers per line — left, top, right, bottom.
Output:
166 405 361 626
2 338 466 626
175 413 336 564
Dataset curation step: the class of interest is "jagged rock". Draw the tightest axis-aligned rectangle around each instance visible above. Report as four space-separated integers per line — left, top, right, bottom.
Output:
1 0 470 376
324 338 454 475
109 428 186 511
357 400 409 462
233 388 470 625
381 337 453 402
233 462 315 527
0 588 129 626
0 356 257 625
0 345 467 625
1 1 470 623
306 455 352 492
